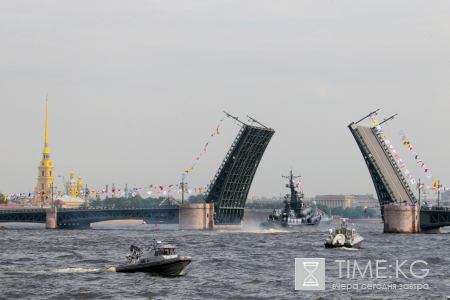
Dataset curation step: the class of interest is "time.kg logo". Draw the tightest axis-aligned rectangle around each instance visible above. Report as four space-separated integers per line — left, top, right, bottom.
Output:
295 258 325 290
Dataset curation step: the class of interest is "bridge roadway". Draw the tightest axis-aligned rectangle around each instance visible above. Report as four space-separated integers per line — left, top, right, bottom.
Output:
0 207 179 228
356 125 414 203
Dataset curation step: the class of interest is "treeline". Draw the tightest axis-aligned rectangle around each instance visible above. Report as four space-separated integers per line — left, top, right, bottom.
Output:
330 206 377 219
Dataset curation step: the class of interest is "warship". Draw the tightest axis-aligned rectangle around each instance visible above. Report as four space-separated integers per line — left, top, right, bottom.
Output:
260 170 321 229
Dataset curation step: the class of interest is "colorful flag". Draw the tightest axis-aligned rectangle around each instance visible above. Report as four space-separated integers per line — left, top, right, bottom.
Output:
424 168 428 173
408 145 413 150
372 119 379 126
383 135 388 139
404 140 409 146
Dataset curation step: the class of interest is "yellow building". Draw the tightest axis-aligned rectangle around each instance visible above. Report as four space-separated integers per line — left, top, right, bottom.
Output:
34 97 55 205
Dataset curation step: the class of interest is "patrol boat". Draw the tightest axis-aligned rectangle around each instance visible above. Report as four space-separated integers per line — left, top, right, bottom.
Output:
324 218 364 249
116 240 192 275
259 169 321 229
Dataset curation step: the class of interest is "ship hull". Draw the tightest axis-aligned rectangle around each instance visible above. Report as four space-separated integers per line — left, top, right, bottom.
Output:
116 256 192 275
260 219 321 230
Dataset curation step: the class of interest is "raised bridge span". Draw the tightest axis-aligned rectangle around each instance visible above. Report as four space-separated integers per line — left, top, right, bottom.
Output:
349 111 450 232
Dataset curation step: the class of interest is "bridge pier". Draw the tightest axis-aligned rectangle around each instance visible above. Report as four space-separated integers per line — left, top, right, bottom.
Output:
46 207 58 229
384 205 442 233
179 203 214 230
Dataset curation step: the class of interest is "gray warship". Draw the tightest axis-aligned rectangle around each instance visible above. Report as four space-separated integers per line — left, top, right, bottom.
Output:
260 170 321 229
116 240 192 275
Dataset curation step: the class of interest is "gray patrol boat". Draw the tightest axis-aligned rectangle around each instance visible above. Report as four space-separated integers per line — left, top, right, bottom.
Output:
116 240 192 275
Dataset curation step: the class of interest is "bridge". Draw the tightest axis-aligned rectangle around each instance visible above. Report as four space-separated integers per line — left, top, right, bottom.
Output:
349 110 450 233
0 207 178 229
203 113 275 224
1 113 274 229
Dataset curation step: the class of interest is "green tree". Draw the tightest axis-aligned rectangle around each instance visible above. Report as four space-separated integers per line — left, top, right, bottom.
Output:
331 206 344 216
317 204 330 215
188 194 204 203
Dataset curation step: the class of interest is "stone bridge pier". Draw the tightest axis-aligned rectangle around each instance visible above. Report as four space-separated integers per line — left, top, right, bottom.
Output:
46 207 58 229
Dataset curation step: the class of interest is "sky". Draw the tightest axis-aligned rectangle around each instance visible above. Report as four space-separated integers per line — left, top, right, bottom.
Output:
1 1 450 199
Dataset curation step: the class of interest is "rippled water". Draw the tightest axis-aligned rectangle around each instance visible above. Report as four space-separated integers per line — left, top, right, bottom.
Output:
1 221 450 299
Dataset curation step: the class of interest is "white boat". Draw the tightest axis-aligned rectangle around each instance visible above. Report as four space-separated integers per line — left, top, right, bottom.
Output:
324 218 364 249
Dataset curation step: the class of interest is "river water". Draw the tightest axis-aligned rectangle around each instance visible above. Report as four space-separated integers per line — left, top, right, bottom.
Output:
1 221 449 300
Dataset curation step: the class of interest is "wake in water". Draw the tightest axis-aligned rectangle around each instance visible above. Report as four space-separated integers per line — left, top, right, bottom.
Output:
7 267 117 274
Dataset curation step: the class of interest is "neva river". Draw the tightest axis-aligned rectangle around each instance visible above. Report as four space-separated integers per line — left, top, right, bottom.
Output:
1 221 449 299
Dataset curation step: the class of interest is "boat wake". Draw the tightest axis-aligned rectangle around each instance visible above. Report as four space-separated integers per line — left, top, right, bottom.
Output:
11 267 117 274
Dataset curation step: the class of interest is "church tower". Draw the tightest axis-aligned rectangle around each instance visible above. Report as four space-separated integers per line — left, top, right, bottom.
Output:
35 96 55 204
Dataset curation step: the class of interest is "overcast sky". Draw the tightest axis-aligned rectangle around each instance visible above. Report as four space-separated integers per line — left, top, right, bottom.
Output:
1 1 450 199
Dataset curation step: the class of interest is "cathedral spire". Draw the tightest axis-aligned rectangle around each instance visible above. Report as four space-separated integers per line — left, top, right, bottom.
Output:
45 94 49 147
43 95 50 157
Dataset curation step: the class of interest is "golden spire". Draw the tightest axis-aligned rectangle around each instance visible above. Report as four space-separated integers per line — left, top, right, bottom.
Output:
43 95 50 156
45 94 49 146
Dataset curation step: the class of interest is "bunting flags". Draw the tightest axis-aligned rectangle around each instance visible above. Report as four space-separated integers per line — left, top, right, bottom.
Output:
183 117 224 177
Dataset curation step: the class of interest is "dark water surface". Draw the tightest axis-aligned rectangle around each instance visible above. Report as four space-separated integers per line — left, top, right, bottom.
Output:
1 221 450 300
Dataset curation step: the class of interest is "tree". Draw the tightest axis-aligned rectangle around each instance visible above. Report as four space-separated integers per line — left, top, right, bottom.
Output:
188 194 204 203
331 206 344 216
317 204 330 215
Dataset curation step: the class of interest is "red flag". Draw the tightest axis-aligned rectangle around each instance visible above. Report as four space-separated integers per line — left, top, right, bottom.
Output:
424 168 428 173
159 186 163 190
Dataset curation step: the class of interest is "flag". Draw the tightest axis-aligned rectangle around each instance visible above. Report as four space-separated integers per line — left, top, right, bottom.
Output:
411 179 416 184
369 114 375 120
426 173 432 178
404 140 409 146
417 159 422 164
432 176 436 181
385 140 390 145
434 181 439 187
372 119 379 126
375 125 381 130
389 145 394 150
398 159 404 165
405 169 410 175
424 168 428 173
399 130 404 135
401 165 406 169
395 154 400 159
406 175 411 180
383 135 388 139
412 150 416 155
401 135 406 141
408 145 413 150
393 150 397 153
159 186 163 190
